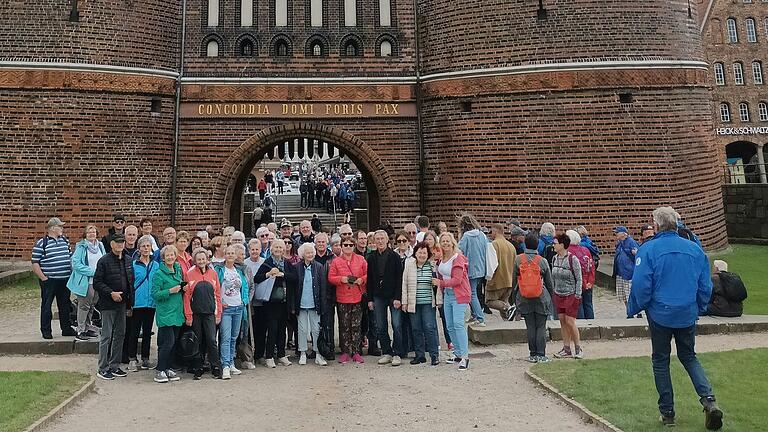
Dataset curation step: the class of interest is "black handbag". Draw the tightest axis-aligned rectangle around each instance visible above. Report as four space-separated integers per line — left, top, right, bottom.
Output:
317 323 334 360
177 327 200 359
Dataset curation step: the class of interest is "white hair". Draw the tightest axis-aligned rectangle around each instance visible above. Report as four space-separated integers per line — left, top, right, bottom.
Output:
137 235 154 248
330 234 341 245
297 242 317 258
540 222 556 237
653 206 679 232
713 260 728 272
196 231 209 240
565 229 581 245
231 231 245 241
255 227 270 237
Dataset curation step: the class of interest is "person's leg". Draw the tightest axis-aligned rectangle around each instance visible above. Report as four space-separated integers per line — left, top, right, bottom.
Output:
76 293 90 334
468 278 485 323
308 310 321 352
423 306 440 360
275 305 288 358
443 294 457 355
485 289 509 315
523 313 537 357
373 296 393 355
452 302 469 358
191 315 204 372
390 304 404 357
82 284 97 331
438 306 452 345
263 303 279 359
39 279 55 336
203 314 221 371
298 309 310 353
558 314 571 350
649 318 676 416
156 325 172 371
121 313 133 363
53 279 73 332
98 309 116 372
109 305 126 370
338 303 352 355
534 312 548 357
253 304 266 360
582 289 594 319
219 308 235 367
350 303 362 355
228 308 242 365
673 325 714 400
410 308 425 360
125 308 141 361
140 308 155 361
568 316 581 348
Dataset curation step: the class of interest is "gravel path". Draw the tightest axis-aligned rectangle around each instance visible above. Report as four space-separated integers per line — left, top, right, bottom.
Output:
0 332 763 432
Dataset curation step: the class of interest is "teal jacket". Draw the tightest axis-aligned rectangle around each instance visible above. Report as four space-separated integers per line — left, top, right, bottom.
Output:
151 262 185 327
215 264 250 320
66 240 106 297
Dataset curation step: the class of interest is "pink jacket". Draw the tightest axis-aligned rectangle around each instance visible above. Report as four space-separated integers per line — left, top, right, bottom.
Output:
436 253 471 304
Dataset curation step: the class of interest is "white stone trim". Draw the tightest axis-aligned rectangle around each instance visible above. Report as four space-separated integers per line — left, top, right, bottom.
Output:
0 61 179 79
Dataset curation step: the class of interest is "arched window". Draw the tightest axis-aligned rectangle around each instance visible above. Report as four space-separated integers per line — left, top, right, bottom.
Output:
276 41 289 57
727 18 738 43
379 0 391 26
380 40 392 57
746 18 758 42
239 39 254 57
734 62 745 84
714 62 726 85
344 0 357 26
208 0 219 26
720 103 732 122
312 43 322 56
753 61 764 84
758 102 768 122
345 42 358 56
206 40 219 57
739 102 750 122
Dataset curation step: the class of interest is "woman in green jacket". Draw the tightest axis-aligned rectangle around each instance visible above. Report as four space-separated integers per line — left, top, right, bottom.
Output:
151 245 185 383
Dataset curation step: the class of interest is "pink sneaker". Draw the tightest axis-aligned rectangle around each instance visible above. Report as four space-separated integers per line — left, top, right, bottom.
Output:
352 353 365 364
448 343 454 350
338 353 350 364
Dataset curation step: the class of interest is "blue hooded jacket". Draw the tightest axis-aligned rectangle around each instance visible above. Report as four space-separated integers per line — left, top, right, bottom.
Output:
537 235 554 256
458 229 488 280
614 236 640 280
133 257 158 309
580 235 600 258
627 231 712 328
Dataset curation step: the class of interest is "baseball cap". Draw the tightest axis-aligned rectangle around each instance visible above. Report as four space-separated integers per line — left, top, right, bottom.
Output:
113 213 126 222
509 226 527 237
47 217 65 228
613 226 629 234
280 219 292 228
640 224 654 232
112 233 126 243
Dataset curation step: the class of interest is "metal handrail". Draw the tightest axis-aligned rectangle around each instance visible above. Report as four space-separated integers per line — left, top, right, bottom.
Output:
723 162 768 184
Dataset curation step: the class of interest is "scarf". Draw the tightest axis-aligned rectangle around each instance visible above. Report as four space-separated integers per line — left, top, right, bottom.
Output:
86 240 101 255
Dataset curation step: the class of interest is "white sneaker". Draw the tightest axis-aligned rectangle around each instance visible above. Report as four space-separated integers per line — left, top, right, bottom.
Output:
222 366 231 380
230 365 242 375
277 356 292 366
127 360 138 373
299 352 307 365
315 354 328 366
265 358 276 368
472 321 487 327
391 355 402 366
242 361 256 370
377 354 393 365
465 317 477 324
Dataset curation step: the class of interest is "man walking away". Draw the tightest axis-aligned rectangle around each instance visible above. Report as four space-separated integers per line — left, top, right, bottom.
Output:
628 206 723 430
486 224 516 320
32 217 76 339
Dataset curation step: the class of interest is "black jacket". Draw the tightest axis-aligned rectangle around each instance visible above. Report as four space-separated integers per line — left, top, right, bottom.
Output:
254 256 294 304
366 248 404 301
708 272 747 317
94 251 135 310
290 260 327 314
101 228 124 254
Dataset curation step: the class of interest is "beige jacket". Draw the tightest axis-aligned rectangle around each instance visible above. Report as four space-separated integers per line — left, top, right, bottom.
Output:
401 257 441 312
486 236 516 291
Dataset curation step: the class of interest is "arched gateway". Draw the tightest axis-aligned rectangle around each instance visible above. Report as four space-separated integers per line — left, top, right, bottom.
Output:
217 123 389 231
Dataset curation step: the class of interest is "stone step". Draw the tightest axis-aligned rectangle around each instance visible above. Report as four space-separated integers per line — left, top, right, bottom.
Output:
0 339 98 355
0 269 32 287
468 315 768 345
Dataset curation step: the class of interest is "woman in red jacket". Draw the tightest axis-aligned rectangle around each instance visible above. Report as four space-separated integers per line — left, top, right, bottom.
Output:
435 232 472 370
328 238 368 364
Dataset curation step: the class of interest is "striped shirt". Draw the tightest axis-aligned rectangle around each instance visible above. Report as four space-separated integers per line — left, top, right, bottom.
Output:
416 262 433 305
31 236 72 279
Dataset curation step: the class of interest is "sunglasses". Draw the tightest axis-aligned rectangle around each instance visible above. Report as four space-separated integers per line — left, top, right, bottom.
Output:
341 232 352 236
406 231 416 235
397 239 409 243
342 243 355 247
115 220 125 224
259 234 269 237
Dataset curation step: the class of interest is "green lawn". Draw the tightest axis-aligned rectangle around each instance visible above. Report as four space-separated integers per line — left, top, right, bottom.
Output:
532 348 766 432
709 244 768 315
0 276 39 313
0 371 90 432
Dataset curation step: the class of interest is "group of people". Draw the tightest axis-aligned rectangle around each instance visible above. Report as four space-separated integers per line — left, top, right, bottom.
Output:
30 206 732 429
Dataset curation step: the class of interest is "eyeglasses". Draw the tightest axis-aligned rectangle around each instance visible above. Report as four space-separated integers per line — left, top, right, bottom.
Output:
340 232 352 236
397 239 409 243
115 220 125 224
259 234 269 238
342 243 355 247
407 231 416 235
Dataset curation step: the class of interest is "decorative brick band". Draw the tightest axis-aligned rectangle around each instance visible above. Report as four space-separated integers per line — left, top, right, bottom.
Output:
422 67 709 98
0 67 176 95
181 83 415 102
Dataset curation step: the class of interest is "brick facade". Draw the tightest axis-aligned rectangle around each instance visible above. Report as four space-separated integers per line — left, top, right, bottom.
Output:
0 0 732 259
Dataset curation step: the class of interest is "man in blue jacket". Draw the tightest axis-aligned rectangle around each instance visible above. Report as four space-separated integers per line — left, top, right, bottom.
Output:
613 225 639 315
628 206 723 430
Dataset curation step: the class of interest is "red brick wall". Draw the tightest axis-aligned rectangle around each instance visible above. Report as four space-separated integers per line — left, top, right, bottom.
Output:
0 0 180 70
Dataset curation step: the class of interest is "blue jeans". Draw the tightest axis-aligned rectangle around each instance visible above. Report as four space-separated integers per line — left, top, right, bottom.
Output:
469 278 485 323
648 318 714 415
373 296 403 356
443 289 469 357
577 289 594 319
409 304 439 360
220 305 243 367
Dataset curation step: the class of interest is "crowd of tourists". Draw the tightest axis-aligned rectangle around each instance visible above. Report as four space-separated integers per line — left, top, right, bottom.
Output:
30 204 733 429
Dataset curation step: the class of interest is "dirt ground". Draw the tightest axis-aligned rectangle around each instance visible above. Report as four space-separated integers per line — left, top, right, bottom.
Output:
0 332 764 432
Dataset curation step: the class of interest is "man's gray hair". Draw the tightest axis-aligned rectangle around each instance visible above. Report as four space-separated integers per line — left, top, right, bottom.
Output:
374 229 388 238
330 234 341 245
197 231 209 240
539 222 555 237
653 206 679 232
315 232 329 242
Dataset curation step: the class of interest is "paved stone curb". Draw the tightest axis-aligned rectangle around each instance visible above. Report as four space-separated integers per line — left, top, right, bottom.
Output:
24 377 95 432
525 370 624 432
0 340 98 355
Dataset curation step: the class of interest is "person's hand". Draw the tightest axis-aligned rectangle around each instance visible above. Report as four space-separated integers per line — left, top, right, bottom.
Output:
215 317 221 325
185 319 192 326
631 248 638 255
347 275 357 284
432 278 441 287
275 272 284 278
393 300 402 309
40 276 49 282
268 267 280 277
575 295 582 301
368 301 374 311
400 303 407 311
586 283 593 290
110 291 123 302
126 309 133 317
354 278 363 286
183 284 192 293
169 285 182 294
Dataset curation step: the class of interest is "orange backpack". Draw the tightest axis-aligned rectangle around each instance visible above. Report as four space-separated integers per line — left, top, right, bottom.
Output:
518 254 543 299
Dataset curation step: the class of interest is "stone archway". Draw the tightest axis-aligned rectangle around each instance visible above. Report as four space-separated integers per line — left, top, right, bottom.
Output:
216 123 393 230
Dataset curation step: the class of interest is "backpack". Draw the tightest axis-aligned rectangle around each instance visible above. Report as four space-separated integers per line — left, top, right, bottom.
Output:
718 272 748 302
678 226 702 248
542 243 556 268
177 327 200 359
569 246 594 290
517 254 543 299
